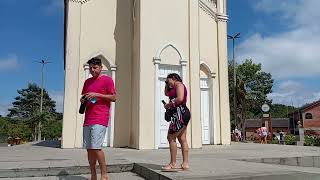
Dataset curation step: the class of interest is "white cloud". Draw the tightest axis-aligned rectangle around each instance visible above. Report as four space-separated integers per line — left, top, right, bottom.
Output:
49 90 64 112
313 91 320 100
0 102 11 116
0 55 18 71
236 0 320 106
237 0 320 79
254 0 320 28
43 0 64 16
268 80 319 106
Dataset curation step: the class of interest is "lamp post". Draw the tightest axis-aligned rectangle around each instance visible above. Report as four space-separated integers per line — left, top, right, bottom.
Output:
36 60 51 141
228 33 240 127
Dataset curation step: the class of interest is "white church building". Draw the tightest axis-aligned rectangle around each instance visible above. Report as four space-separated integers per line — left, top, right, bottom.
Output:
62 0 231 149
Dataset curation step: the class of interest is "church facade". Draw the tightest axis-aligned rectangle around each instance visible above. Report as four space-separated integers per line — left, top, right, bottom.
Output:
62 0 230 149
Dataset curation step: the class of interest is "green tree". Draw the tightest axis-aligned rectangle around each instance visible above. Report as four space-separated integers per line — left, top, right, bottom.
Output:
0 117 10 143
271 104 296 118
0 117 32 142
7 83 57 141
42 120 62 140
229 59 274 139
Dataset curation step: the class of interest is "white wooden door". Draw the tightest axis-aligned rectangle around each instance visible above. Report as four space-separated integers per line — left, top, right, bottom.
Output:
84 69 112 147
157 65 182 148
200 78 211 145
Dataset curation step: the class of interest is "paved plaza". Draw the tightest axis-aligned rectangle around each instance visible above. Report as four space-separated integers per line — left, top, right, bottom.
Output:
1 141 320 179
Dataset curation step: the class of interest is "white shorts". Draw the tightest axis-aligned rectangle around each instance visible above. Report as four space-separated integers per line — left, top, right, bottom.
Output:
83 124 106 149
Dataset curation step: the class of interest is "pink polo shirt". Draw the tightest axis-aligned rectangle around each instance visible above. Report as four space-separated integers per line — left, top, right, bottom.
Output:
81 75 116 127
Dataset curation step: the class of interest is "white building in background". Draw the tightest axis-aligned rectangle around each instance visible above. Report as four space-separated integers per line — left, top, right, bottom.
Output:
62 0 230 149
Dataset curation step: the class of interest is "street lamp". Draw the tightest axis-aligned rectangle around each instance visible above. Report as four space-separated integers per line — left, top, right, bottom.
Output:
228 32 240 127
35 59 51 141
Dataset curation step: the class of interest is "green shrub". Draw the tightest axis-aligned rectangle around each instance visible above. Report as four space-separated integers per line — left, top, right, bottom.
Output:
314 136 320 146
304 135 315 146
284 134 296 145
268 139 279 144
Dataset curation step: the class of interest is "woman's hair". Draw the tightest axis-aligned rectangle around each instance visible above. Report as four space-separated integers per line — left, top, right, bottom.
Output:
167 73 182 82
262 123 265 127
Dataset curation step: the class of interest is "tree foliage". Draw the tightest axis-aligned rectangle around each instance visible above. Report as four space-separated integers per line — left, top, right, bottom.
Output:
271 104 296 118
8 83 57 118
0 117 32 142
229 59 274 138
6 83 61 141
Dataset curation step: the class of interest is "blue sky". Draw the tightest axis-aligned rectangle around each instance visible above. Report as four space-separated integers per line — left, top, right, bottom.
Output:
228 0 320 107
0 0 64 115
0 0 319 115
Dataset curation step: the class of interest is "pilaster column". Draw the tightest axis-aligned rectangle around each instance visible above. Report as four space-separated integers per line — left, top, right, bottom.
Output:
62 1 82 148
109 65 117 147
153 58 161 149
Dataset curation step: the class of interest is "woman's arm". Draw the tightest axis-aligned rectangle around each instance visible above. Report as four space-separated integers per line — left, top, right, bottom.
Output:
170 82 184 106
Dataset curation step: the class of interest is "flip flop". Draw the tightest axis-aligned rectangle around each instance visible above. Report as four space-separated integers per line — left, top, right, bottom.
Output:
161 164 180 172
180 164 190 171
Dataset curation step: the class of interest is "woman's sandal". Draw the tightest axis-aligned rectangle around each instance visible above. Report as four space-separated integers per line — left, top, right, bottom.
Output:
180 164 190 171
161 164 180 172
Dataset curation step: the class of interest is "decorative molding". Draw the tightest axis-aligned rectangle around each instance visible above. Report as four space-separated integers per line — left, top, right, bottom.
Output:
211 72 217 78
180 59 187 66
217 14 228 22
199 0 217 20
200 61 216 78
69 0 91 4
153 58 161 65
154 42 186 63
110 65 117 71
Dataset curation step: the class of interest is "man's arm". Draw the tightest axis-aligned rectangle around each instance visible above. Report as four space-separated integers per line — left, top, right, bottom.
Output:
86 78 116 102
99 94 116 102
84 93 116 102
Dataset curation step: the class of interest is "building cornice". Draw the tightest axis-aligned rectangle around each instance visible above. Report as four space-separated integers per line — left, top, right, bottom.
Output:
217 14 228 22
199 0 217 20
68 0 90 4
199 0 228 22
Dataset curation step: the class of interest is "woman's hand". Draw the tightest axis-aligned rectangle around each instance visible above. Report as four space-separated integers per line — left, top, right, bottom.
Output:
164 103 172 109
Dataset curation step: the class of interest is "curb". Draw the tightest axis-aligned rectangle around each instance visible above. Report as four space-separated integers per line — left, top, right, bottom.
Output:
0 163 134 178
133 163 172 180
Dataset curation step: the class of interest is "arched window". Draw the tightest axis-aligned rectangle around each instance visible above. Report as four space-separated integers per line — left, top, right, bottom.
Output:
305 113 313 119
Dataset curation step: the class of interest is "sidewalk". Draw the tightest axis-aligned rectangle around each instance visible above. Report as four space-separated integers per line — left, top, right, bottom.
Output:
1 141 320 179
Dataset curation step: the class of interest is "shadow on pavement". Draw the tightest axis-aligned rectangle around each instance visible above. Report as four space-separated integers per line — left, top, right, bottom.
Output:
136 163 163 170
57 170 88 180
33 140 61 148
57 175 88 180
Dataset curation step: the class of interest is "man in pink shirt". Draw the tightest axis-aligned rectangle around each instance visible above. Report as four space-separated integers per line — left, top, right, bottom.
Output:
80 57 116 180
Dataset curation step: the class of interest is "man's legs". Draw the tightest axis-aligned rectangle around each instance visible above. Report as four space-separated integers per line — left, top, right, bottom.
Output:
84 125 108 180
87 149 97 180
96 149 107 180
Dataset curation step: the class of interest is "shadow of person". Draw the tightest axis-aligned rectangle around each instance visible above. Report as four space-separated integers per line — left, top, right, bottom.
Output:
33 140 61 148
58 175 89 180
57 170 89 180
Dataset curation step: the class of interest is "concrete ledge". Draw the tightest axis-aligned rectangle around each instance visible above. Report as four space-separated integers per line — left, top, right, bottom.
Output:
0 163 134 178
133 163 171 180
237 156 320 168
212 172 320 180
